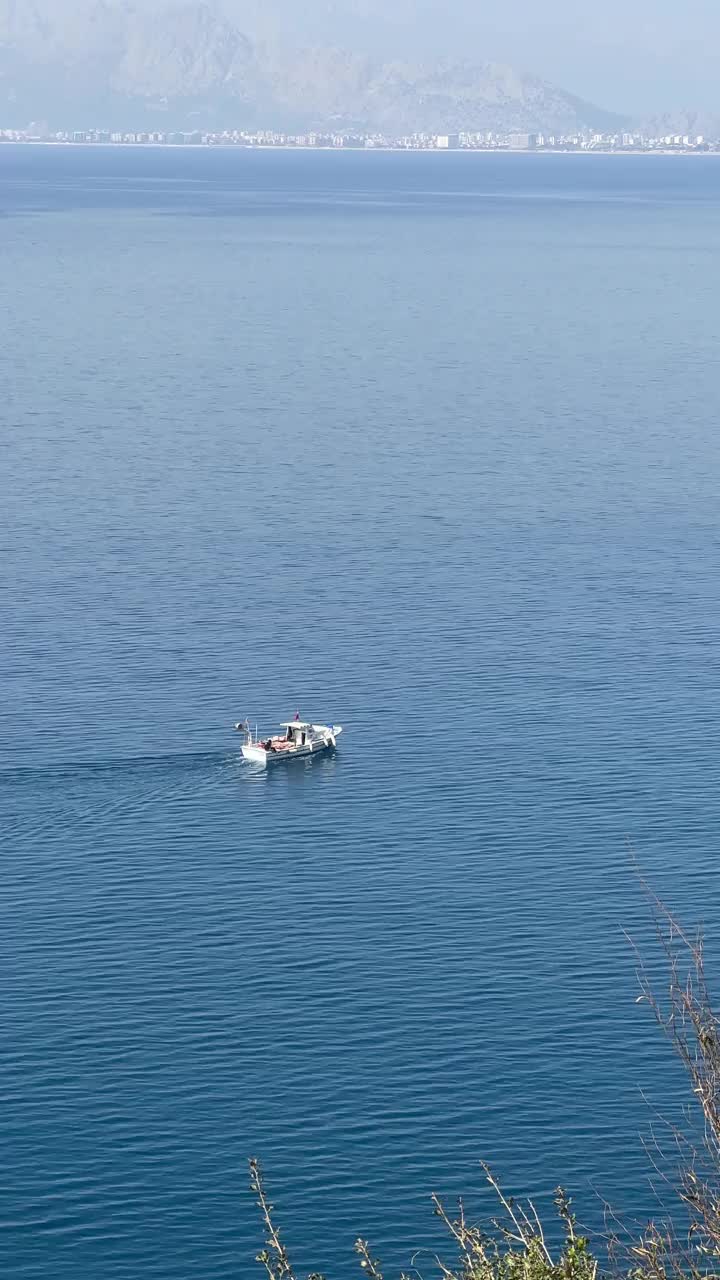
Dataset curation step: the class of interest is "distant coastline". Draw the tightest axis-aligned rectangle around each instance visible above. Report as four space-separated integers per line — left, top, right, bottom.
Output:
1 140 718 158
1 126 716 157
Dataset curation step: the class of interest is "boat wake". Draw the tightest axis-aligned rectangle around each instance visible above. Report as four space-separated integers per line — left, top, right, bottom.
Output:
2 750 236 849
0 747 233 784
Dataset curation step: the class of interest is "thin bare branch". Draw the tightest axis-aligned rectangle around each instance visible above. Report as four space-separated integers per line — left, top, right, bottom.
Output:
355 1238 384 1279
249 1158 297 1280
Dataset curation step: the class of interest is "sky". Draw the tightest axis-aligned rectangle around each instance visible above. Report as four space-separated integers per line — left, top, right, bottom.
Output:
11 0 720 116
440 0 720 115
220 0 720 115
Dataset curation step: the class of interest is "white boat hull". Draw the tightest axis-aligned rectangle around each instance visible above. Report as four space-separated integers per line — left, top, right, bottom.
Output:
242 740 330 765
240 723 342 767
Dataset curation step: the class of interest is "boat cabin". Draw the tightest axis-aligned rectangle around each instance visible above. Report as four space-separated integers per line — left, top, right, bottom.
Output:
280 721 314 747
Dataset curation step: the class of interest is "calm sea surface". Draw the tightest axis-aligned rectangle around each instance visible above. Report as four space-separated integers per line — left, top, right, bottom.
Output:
3 146 720 1278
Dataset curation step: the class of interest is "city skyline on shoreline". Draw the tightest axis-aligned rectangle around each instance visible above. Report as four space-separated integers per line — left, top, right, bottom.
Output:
2 125 718 156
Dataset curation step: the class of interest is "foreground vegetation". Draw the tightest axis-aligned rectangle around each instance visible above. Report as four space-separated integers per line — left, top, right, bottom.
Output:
250 898 720 1280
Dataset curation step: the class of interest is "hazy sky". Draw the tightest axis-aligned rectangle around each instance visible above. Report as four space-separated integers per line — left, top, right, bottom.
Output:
441 0 720 114
237 0 720 114
18 0 720 114
313 0 720 113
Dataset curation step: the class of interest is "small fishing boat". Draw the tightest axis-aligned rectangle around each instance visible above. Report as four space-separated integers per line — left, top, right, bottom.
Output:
234 717 342 765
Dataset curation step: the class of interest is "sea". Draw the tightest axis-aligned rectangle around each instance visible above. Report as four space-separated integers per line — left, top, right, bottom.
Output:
3 144 720 1279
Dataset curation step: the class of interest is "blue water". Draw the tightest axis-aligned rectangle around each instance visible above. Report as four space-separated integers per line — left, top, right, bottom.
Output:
3 146 720 1278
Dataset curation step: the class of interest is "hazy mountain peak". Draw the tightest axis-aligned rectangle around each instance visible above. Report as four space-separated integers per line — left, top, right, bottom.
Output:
0 0 625 132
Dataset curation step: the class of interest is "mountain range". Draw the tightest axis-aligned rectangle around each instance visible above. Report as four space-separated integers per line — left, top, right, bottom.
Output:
0 0 627 134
